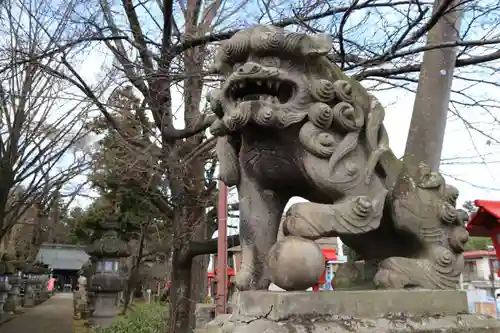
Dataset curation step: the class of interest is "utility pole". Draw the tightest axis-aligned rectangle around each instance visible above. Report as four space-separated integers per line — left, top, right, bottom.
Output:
404 0 463 171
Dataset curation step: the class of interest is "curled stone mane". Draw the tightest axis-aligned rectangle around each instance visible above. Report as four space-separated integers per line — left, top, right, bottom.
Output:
212 25 334 74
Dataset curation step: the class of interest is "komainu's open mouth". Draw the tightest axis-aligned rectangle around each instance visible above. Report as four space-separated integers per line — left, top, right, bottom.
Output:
227 78 295 105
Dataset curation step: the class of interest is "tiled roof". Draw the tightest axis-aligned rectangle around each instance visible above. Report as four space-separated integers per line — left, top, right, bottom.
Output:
463 250 496 259
466 200 500 237
36 244 89 271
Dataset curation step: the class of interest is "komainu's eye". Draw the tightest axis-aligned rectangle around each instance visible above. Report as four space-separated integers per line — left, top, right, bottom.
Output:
233 63 244 72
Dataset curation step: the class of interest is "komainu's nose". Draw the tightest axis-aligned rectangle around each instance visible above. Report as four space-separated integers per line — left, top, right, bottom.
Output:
236 62 262 74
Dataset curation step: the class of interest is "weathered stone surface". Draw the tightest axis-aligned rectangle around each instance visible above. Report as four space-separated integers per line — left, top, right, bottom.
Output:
203 290 500 333
203 314 500 333
268 237 325 291
196 304 237 328
4 276 22 313
234 290 468 321
196 304 217 329
73 276 89 319
210 24 469 292
0 277 12 318
23 282 36 307
91 293 119 328
85 217 130 329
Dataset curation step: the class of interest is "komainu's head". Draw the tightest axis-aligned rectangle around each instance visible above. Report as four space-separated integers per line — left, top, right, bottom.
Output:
208 25 365 136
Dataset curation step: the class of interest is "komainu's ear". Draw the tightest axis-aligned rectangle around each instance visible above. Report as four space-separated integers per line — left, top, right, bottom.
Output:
216 136 240 186
301 33 333 56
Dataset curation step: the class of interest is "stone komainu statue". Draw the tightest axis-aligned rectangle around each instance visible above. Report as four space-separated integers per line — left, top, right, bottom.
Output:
208 25 469 291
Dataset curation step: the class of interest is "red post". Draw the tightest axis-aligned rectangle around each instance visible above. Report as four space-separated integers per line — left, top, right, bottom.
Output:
489 225 500 278
215 181 228 315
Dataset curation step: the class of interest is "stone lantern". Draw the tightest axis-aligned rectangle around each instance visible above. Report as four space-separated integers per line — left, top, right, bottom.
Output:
39 264 50 302
31 263 42 305
85 217 130 328
3 253 23 314
81 260 96 317
0 258 14 319
23 263 37 308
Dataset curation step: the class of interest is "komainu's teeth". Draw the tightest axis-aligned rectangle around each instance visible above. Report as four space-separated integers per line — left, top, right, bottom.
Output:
238 82 245 88
256 80 262 86
275 81 281 90
273 96 279 104
266 80 273 89
259 96 266 101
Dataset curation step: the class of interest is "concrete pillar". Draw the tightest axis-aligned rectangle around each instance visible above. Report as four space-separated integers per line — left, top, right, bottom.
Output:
404 0 463 170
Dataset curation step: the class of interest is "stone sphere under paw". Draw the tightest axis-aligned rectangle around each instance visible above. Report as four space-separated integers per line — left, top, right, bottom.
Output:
268 236 325 291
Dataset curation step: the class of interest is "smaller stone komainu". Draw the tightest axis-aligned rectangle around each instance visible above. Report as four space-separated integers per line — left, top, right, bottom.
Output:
209 24 470 292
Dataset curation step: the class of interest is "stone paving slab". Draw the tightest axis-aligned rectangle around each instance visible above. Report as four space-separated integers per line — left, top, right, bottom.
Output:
0 293 72 333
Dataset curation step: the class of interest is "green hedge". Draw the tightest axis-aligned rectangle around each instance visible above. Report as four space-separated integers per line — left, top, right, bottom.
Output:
95 303 168 333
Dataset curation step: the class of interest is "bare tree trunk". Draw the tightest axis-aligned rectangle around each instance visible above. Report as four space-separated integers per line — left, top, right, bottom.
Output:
404 0 462 170
27 203 47 261
189 222 208 328
169 245 193 333
46 196 60 243
122 227 146 314
168 195 195 333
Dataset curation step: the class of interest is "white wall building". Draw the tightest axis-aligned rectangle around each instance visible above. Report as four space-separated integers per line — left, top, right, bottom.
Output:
462 250 500 295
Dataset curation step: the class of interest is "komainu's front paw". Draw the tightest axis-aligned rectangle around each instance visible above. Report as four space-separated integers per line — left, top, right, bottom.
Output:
235 267 270 291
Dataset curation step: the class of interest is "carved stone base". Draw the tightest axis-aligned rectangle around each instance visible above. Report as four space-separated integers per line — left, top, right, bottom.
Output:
23 285 35 308
89 292 119 329
201 291 500 333
0 291 8 317
4 288 21 313
4 276 22 314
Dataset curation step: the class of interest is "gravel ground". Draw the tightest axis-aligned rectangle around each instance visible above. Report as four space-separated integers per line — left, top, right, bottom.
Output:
0 293 73 333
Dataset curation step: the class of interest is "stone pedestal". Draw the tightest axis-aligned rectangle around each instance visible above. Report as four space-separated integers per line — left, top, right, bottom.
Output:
195 304 235 329
0 278 11 320
92 293 120 328
33 281 42 305
39 278 47 303
203 290 500 333
74 275 89 319
23 280 36 308
4 275 22 313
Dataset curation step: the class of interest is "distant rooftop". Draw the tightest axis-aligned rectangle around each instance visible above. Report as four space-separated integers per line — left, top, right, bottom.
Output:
36 243 89 271
463 250 497 259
